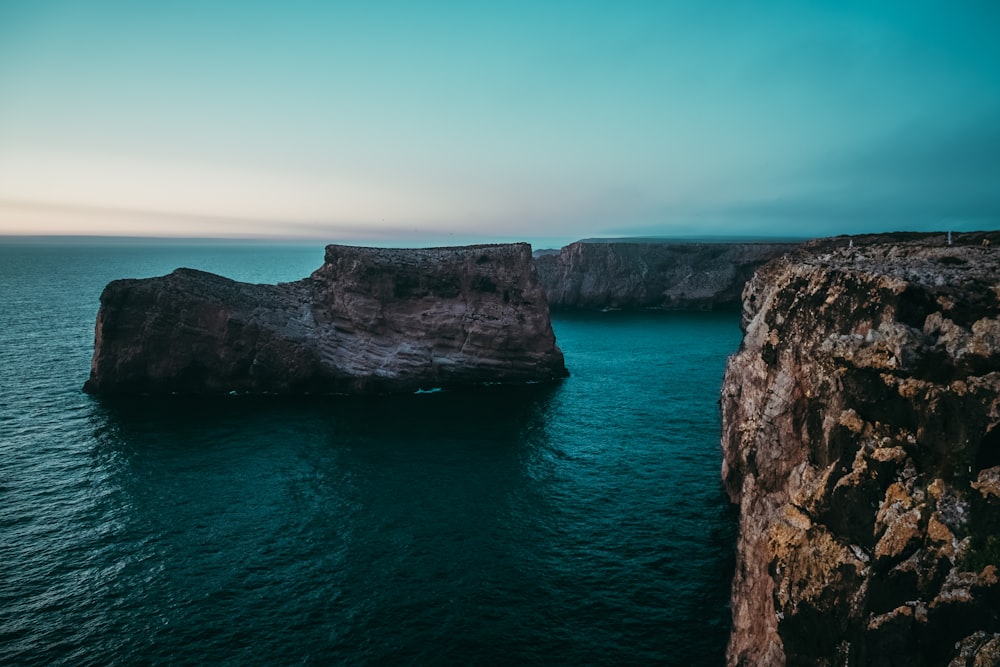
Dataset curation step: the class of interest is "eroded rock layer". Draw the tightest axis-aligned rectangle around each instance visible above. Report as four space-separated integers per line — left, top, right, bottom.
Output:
721 232 1000 666
84 243 567 395
534 240 796 310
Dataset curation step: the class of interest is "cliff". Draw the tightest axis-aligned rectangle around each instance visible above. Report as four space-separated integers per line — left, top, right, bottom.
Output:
721 232 1000 666
84 243 568 395
533 240 796 310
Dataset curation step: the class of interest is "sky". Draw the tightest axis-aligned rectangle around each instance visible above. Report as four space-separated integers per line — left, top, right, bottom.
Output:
1 1 998 245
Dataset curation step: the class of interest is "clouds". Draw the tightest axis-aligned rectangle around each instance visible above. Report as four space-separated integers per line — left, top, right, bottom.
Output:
610 113 1000 238
760 114 1000 229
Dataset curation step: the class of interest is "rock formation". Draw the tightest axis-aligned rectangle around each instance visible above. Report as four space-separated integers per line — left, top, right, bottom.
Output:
721 232 1000 666
533 240 796 310
84 243 568 395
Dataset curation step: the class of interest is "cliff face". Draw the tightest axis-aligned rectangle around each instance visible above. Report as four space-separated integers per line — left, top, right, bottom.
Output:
534 241 795 310
721 232 1000 666
84 243 567 395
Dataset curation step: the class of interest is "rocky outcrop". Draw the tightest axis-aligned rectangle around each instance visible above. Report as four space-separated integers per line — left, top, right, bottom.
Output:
533 240 796 310
84 243 567 395
721 232 1000 666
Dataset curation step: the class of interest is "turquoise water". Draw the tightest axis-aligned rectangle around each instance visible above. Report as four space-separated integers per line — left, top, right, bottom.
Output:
0 243 740 665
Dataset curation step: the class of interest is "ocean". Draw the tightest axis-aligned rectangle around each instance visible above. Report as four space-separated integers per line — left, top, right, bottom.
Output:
0 242 740 666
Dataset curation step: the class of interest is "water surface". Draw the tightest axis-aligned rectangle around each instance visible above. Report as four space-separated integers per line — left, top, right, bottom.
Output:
0 243 739 665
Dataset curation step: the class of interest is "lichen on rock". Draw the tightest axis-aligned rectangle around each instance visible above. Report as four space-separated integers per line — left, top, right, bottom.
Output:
721 232 1000 666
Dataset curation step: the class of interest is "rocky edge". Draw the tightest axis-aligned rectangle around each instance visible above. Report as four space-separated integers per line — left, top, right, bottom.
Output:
721 232 1000 666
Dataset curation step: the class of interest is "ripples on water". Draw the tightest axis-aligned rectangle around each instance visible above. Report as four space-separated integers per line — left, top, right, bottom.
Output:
0 243 740 665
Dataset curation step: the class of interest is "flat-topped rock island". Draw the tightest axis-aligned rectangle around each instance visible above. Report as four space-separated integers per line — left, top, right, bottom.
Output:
83 243 568 395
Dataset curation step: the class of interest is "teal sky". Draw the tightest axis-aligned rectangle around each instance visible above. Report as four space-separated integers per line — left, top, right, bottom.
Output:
1 1 998 244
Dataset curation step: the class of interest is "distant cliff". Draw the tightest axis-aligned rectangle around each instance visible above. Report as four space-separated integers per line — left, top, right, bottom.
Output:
84 243 567 395
533 240 796 310
721 232 1000 666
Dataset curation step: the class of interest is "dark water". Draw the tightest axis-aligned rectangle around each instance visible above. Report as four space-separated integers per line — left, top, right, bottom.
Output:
0 242 740 666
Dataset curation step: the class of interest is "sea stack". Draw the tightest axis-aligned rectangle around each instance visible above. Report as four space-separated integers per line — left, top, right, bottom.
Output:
721 232 1000 665
84 243 568 395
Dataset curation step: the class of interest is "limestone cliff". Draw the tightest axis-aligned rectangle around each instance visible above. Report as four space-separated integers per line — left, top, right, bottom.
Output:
534 240 796 310
721 232 1000 666
84 243 567 395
